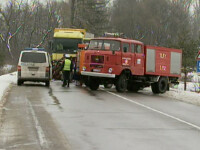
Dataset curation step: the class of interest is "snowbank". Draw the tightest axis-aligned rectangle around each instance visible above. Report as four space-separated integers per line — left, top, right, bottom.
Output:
163 89 200 106
173 82 200 92
0 72 17 104
0 65 15 75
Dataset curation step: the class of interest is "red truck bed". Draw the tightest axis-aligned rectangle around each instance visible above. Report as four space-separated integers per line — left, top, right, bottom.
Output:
145 45 182 77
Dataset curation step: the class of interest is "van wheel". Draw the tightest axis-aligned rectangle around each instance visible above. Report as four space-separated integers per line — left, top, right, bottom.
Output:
45 81 50 87
89 79 99 91
104 83 113 89
116 74 127 93
17 80 23 86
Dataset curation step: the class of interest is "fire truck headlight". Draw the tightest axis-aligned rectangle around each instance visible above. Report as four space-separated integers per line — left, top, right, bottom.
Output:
108 68 113 73
83 66 86 71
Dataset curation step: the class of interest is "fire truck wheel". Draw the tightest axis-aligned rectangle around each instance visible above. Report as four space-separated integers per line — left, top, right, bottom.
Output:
127 84 132 91
104 83 113 89
157 77 168 93
151 83 159 94
127 82 140 92
89 80 99 91
85 79 90 87
116 74 127 93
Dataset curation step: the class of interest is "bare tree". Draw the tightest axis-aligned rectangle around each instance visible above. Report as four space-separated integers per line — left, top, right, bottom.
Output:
0 0 71 65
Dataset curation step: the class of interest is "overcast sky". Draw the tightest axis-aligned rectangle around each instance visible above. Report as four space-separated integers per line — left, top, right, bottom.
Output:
0 0 69 6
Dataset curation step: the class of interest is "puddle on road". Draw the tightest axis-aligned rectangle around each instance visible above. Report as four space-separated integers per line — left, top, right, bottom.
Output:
48 87 63 110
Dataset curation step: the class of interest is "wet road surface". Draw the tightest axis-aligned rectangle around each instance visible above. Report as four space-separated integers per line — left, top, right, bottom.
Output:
0 83 70 150
1 81 200 150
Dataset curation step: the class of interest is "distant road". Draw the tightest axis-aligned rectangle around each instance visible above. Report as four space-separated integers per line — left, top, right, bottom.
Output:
1 81 200 150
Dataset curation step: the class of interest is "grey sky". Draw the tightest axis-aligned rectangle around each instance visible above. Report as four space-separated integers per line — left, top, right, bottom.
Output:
0 0 69 6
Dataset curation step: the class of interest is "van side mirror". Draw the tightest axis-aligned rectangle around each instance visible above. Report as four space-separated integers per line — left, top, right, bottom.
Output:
49 41 52 50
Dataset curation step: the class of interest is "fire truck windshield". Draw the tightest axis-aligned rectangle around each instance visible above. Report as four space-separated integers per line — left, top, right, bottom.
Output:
89 40 120 51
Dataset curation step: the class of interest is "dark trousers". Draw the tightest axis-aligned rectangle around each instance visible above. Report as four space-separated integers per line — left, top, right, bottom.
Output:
63 71 70 87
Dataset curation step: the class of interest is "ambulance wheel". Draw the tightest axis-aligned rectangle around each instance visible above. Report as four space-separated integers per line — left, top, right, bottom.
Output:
45 81 50 87
104 83 113 89
17 80 23 86
157 77 168 94
116 74 127 93
89 79 99 90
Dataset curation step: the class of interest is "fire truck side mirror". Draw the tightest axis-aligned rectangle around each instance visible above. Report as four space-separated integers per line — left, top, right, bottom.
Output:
78 44 87 50
112 50 115 55
84 45 89 50
123 47 128 53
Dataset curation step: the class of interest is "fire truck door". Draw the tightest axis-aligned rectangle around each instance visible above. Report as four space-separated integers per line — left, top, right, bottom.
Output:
134 44 144 75
122 43 132 67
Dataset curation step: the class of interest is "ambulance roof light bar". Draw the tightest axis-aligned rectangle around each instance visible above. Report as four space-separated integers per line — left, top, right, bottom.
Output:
24 48 45 51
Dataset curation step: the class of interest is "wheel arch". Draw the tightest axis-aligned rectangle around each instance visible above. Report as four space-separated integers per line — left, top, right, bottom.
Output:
120 69 132 79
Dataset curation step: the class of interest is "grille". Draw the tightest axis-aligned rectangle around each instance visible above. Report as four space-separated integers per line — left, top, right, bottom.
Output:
90 64 103 68
91 55 104 64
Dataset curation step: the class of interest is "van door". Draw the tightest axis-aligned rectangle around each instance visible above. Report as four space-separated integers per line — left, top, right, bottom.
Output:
134 44 145 75
122 43 132 68
20 52 47 78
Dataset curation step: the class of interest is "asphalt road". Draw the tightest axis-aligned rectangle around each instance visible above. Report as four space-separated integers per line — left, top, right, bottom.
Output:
0 81 200 150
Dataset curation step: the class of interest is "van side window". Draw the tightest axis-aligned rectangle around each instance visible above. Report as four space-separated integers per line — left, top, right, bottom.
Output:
131 44 135 53
136 45 142 53
123 43 130 53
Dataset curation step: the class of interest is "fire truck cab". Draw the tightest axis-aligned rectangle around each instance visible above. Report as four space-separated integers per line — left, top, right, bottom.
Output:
81 37 182 93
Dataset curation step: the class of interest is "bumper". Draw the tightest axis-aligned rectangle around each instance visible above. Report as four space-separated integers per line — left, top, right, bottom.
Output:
81 71 115 78
18 77 50 82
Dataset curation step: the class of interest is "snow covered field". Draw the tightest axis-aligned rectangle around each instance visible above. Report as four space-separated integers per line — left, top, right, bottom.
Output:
0 72 199 106
0 72 17 105
0 65 15 75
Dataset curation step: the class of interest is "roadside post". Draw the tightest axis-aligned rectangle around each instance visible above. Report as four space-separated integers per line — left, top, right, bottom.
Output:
197 51 200 75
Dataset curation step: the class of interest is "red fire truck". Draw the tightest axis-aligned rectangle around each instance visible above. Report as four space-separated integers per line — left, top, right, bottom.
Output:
81 37 182 94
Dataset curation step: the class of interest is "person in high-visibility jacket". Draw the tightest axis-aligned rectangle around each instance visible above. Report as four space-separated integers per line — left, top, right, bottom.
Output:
61 54 73 87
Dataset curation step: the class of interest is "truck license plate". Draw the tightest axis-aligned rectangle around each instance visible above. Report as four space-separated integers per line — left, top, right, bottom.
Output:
93 69 101 72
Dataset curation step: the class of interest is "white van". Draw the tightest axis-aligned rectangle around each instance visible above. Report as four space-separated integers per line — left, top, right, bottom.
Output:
17 48 52 86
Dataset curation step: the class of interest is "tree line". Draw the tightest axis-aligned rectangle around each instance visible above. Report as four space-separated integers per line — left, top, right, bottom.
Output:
0 0 71 65
0 0 200 72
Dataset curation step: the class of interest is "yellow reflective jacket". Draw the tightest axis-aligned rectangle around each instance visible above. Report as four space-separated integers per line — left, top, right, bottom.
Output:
63 59 71 71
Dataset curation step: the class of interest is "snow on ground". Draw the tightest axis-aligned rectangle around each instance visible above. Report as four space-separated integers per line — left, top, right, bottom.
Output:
164 88 200 106
0 65 15 75
0 72 17 104
0 72 199 107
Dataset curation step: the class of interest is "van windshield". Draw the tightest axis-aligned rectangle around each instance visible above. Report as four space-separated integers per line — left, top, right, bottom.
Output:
21 52 46 63
88 40 120 51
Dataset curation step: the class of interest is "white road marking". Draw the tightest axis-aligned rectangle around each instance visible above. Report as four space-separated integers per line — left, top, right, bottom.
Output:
26 99 49 148
8 142 37 148
106 90 200 131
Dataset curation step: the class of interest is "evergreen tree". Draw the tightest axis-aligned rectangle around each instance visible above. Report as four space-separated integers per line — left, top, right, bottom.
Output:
72 0 109 36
